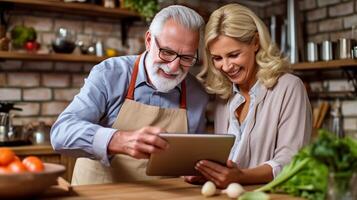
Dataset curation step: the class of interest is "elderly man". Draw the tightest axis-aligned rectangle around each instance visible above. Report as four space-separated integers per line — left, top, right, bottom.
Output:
50 5 208 185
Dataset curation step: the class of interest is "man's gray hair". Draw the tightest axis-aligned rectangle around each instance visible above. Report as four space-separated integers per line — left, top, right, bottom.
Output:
149 5 205 37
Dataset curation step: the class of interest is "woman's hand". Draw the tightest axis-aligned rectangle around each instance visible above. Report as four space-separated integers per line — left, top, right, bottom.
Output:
195 160 243 188
183 175 207 185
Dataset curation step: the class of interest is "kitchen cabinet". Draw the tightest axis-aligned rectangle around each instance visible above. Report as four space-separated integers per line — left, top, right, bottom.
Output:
10 145 76 182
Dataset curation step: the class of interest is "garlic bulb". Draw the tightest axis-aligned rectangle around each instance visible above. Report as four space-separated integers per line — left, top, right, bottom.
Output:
221 183 245 198
201 181 216 197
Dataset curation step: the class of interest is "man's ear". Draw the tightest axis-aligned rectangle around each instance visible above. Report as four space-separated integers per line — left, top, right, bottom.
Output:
145 31 152 51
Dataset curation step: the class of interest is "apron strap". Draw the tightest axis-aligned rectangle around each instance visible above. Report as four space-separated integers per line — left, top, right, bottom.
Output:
126 53 187 109
126 54 141 100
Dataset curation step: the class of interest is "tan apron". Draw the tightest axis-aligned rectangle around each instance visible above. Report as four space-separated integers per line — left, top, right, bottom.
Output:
72 54 188 185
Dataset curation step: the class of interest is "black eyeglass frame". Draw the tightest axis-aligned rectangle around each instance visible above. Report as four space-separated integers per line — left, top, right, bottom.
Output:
154 37 198 67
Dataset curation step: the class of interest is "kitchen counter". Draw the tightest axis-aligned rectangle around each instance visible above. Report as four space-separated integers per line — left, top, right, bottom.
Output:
9 145 76 181
10 144 56 155
40 178 304 200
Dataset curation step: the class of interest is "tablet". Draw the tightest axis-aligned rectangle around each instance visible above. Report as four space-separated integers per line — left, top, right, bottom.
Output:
146 133 235 176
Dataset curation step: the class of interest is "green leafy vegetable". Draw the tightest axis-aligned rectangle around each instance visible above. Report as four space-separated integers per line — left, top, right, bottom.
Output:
123 0 159 21
256 129 357 200
239 191 269 200
10 25 37 48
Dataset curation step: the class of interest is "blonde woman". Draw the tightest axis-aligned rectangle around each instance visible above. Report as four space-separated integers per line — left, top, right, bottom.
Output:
185 4 312 188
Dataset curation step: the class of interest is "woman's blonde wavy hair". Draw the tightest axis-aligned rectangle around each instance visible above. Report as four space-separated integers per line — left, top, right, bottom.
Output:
197 4 290 99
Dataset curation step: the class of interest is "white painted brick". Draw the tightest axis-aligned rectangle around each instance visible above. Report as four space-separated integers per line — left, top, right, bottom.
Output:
23 61 53 71
54 62 83 72
54 88 79 101
328 80 354 91
72 74 87 87
13 103 40 116
23 16 53 32
42 74 70 87
84 21 114 36
306 8 327 21
317 0 340 7
343 14 357 29
342 100 357 116
344 117 357 130
0 60 22 70
310 81 323 92
41 102 68 116
318 18 343 32
299 0 317 11
54 19 83 34
105 37 123 51
41 32 55 46
8 73 40 87
330 30 353 41
0 89 21 101
329 1 354 17
23 88 52 101
0 73 6 86
83 64 93 73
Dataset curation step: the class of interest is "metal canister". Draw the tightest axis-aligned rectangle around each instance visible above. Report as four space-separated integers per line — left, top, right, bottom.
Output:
321 40 333 61
307 42 318 62
338 38 351 59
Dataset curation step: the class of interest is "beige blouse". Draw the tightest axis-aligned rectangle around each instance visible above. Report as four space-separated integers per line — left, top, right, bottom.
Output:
214 73 312 177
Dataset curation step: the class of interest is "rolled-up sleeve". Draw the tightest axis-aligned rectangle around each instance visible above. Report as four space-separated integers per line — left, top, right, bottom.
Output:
50 60 128 166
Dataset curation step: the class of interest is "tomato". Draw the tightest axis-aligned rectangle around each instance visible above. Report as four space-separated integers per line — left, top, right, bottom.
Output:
0 148 15 166
24 41 39 52
22 156 44 172
8 161 28 173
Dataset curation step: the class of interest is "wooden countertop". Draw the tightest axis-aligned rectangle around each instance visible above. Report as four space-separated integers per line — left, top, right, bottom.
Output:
10 145 57 155
40 178 304 200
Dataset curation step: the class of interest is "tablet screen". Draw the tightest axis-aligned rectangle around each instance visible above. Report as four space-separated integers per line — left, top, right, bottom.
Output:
146 133 235 176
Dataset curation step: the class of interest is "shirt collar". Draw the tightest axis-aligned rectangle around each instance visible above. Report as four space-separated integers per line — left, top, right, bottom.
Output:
135 51 182 92
232 80 260 98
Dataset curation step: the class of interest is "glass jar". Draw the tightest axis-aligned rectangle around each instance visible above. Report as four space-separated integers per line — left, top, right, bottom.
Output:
327 172 356 200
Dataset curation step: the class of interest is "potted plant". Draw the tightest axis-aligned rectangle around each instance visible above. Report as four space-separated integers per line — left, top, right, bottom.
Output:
121 0 159 21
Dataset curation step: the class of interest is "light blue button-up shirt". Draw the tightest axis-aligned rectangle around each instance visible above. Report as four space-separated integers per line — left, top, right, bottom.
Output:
50 52 209 166
228 82 259 161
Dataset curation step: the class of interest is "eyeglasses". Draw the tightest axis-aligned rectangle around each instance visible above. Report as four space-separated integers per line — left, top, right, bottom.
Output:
154 37 198 67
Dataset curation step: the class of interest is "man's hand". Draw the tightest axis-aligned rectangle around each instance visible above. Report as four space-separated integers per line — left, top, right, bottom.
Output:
195 160 243 188
107 126 169 159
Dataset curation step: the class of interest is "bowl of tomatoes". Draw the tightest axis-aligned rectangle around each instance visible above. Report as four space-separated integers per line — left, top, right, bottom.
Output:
0 147 65 198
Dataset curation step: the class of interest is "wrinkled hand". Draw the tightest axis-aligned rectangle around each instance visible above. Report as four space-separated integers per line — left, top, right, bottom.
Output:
108 126 168 159
183 175 207 185
195 160 243 188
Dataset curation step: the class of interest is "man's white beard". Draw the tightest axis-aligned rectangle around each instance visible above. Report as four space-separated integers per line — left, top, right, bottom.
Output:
146 53 188 93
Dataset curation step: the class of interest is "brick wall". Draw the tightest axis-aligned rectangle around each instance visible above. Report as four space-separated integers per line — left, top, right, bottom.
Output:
0 9 147 126
0 0 356 135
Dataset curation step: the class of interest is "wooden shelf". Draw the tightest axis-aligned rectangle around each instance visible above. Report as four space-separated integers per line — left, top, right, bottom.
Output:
292 59 357 70
0 51 109 63
0 0 140 19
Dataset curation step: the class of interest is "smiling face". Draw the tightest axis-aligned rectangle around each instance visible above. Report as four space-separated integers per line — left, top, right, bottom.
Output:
145 18 199 92
208 35 259 91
